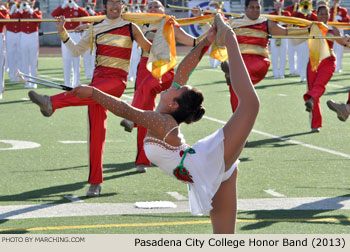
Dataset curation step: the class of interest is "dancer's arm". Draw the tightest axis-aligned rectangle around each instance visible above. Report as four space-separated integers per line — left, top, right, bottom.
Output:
69 86 169 136
172 26 216 86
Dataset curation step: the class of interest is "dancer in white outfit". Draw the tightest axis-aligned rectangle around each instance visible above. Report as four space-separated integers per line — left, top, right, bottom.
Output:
69 14 259 233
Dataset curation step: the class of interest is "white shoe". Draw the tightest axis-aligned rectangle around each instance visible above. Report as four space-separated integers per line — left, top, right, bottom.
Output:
136 165 147 173
0 93 2 99
86 184 101 197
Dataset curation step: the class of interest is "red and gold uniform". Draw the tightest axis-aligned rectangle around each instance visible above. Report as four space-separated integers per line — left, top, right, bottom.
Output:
20 0 42 88
52 17 134 184
0 5 8 98
83 0 104 80
227 19 270 111
52 2 89 87
131 24 175 166
304 30 337 129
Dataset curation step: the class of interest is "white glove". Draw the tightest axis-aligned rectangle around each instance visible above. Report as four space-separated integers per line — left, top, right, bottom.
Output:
0 5 6 10
18 3 24 13
9 4 17 15
25 4 34 15
336 15 342 21
71 1 79 10
87 8 95 16
61 0 69 9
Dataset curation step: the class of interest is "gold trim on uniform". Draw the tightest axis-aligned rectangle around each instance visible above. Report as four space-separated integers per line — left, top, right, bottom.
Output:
59 29 69 42
97 34 133 49
96 55 130 72
239 44 269 58
235 28 268 38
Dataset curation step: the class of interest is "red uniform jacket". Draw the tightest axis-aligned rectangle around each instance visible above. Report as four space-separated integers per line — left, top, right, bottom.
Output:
20 10 42 34
51 6 89 30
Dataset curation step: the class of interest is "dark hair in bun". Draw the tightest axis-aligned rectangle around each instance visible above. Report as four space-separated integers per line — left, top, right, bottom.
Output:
170 87 205 124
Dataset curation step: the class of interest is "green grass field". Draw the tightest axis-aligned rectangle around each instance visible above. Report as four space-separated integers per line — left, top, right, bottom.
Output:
0 52 349 234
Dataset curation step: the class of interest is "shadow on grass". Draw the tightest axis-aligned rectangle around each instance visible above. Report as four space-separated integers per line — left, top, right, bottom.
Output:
0 162 139 212
246 131 313 148
239 194 350 231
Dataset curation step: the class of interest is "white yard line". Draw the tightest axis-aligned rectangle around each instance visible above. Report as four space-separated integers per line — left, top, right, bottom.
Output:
167 192 187 201
203 115 350 159
1 197 350 219
63 195 83 203
264 189 286 198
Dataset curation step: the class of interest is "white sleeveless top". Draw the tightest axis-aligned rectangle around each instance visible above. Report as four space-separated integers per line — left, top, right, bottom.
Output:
144 127 239 215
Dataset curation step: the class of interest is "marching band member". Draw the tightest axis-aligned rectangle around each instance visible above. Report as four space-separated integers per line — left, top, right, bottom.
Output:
20 0 42 89
304 4 350 132
120 0 199 173
329 0 349 73
284 0 300 75
51 0 89 88
223 0 310 113
6 0 21 82
29 0 152 197
291 0 318 82
269 0 291 79
82 0 103 80
0 2 8 99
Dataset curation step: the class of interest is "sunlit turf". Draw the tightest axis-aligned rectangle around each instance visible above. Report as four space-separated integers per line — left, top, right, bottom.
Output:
0 52 349 233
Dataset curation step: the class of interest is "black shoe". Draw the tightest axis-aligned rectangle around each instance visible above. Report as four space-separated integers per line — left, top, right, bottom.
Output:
305 98 314 112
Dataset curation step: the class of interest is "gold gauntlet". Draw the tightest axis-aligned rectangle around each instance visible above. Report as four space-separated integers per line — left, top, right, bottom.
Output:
287 28 310 36
58 29 70 43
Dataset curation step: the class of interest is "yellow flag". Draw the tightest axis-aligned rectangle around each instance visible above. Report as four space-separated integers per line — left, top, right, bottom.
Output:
308 22 329 71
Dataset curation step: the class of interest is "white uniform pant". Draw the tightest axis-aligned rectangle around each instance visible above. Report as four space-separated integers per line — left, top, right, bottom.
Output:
288 39 298 75
0 33 4 99
6 31 21 82
270 38 287 78
127 40 141 82
61 32 81 87
20 32 39 88
334 29 344 72
296 40 309 80
82 31 95 80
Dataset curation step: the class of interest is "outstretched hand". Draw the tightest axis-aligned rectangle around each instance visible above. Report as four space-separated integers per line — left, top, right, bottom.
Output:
68 85 94 99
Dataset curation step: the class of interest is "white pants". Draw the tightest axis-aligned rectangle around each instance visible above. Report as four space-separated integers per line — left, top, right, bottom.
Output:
82 31 95 80
270 38 287 78
288 39 298 74
0 33 4 99
334 29 344 72
62 32 81 87
20 32 39 88
296 40 309 79
6 31 21 82
127 40 141 82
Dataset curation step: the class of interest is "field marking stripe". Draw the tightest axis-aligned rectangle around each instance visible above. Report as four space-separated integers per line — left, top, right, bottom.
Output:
252 129 350 159
1 218 349 232
264 189 285 197
202 115 350 159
